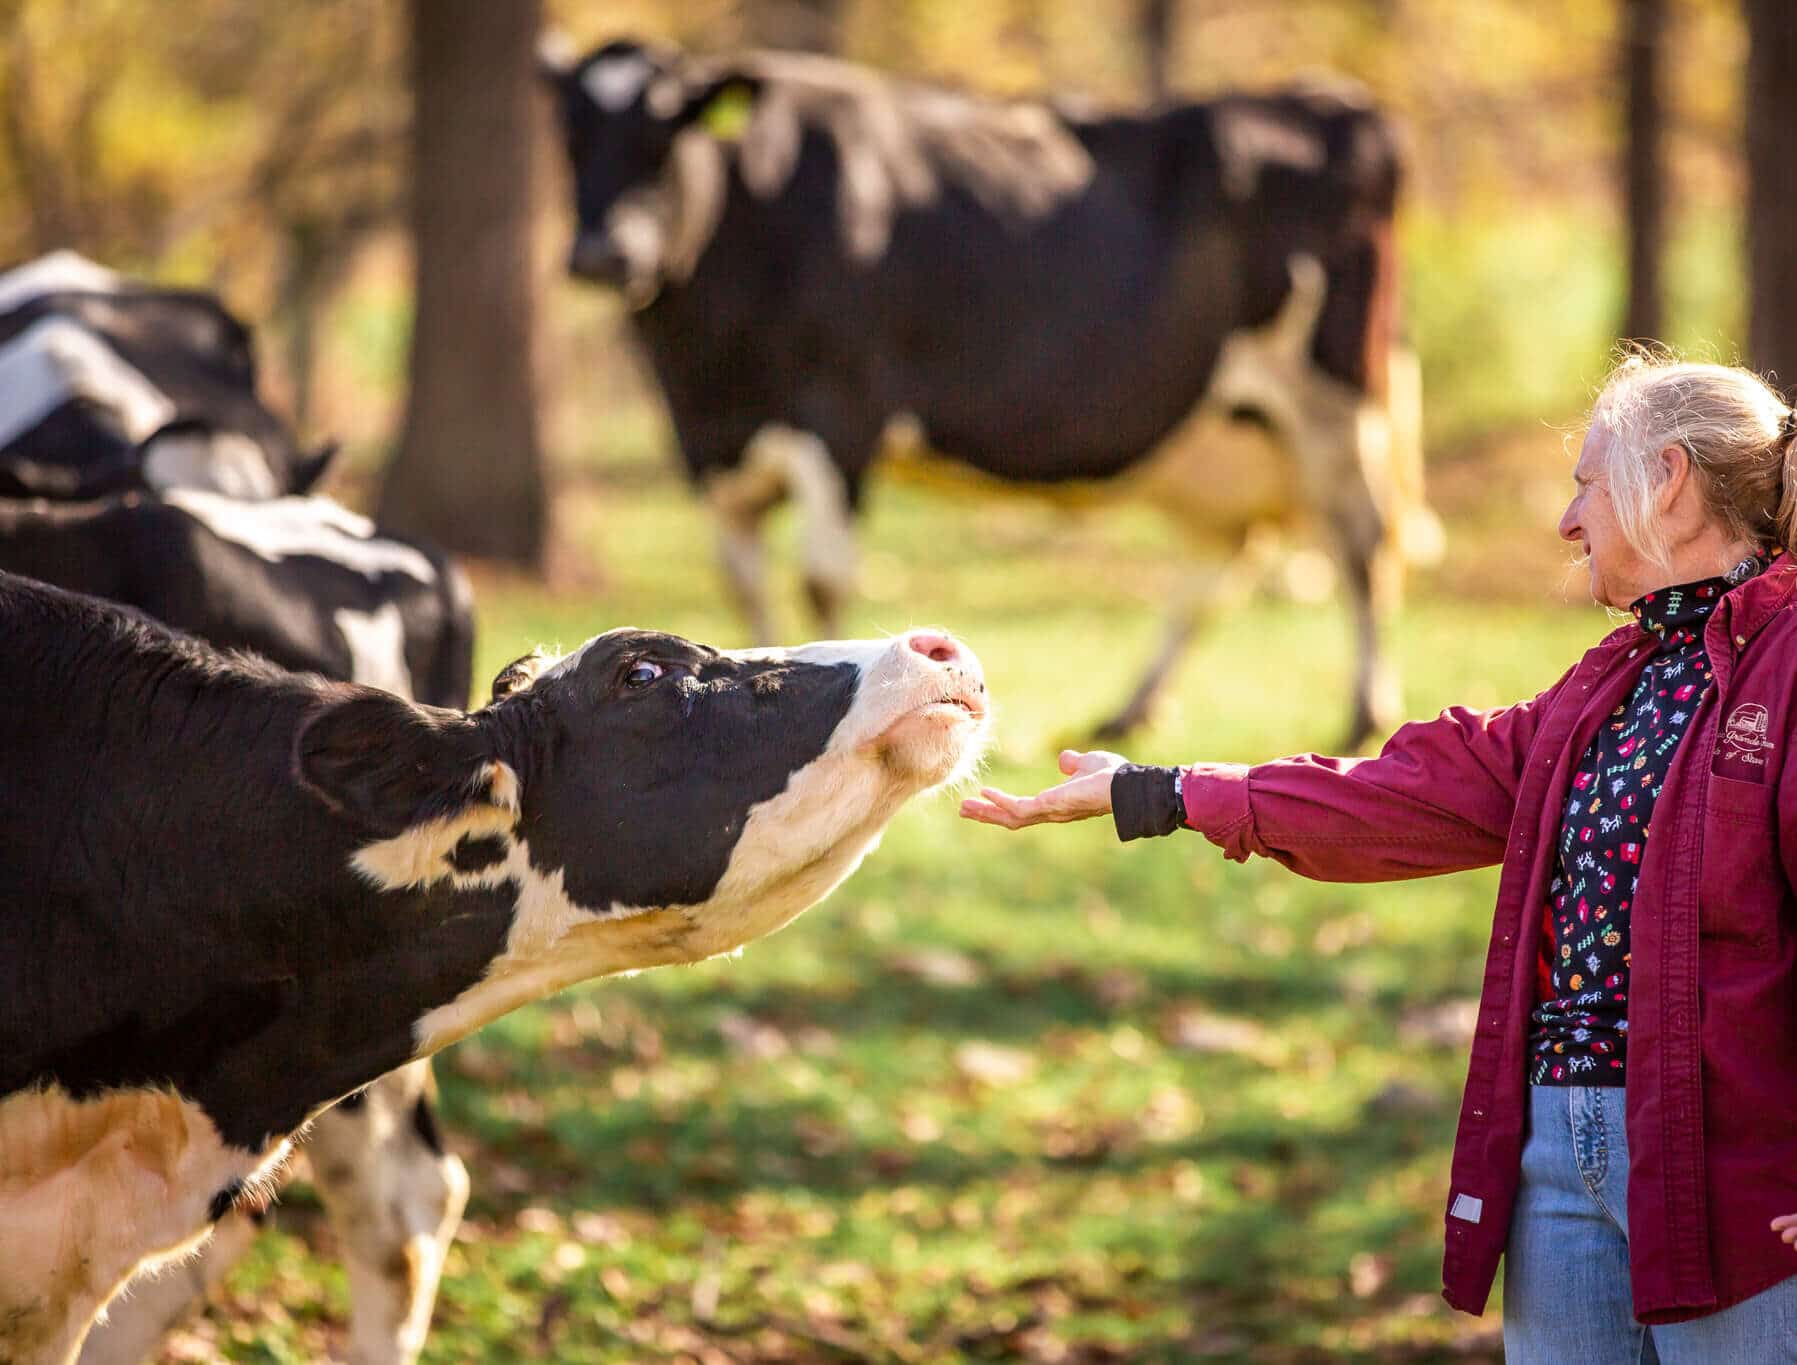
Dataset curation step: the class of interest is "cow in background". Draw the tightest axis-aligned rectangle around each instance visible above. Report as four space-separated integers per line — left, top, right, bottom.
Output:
0 491 475 712
0 490 475 1365
543 39 1441 746
0 251 335 501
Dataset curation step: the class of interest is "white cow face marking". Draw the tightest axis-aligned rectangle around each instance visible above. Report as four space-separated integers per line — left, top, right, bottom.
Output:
581 52 653 112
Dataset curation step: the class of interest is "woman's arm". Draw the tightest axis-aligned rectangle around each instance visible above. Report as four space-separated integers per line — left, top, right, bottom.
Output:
962 670 1575 883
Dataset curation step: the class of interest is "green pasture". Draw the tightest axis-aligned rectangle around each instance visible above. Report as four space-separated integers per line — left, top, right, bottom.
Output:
172 417 1613 1363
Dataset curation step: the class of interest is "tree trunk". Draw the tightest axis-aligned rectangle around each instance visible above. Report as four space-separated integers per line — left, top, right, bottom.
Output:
1620 0 1665 344
1746 0 1797 392
379 0 546 565
1139 0 1176 104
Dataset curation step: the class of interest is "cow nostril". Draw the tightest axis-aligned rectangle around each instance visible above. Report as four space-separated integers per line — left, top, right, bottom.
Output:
907 631 957 664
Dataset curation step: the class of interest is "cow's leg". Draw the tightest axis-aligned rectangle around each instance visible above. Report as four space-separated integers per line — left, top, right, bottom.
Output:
1294 386 1404 751
703 447 789 645
781 427 862 637
1090 552 1257 742
761 422 870 635
306 1062 469 1365
1186 252 1402 749
77 1212 263 1365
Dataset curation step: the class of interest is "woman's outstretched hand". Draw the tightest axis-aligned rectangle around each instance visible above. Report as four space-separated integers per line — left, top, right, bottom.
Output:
1773 1212 1797 1251
960 749 1128 829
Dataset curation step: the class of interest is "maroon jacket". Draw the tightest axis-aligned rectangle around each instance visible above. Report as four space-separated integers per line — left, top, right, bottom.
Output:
1180 558 1797 1323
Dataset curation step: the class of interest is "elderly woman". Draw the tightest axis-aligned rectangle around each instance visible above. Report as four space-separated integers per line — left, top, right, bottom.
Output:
963 356 1797 1360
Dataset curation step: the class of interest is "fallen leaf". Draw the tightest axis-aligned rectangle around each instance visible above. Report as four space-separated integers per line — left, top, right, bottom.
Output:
955 1040 1035 1086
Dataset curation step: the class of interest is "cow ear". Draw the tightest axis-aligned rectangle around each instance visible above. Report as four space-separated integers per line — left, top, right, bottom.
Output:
290 441 339 495
489 648 551 703
681 74 761 140
296 688 512 840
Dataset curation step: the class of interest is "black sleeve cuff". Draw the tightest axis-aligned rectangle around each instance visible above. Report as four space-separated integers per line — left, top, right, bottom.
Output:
1112 764 1185 842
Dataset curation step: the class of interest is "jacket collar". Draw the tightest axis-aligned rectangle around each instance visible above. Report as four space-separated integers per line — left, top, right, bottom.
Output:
1712 554 1797 650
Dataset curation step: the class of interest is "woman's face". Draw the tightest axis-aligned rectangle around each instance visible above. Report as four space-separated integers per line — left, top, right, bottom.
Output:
1560 424 1654 609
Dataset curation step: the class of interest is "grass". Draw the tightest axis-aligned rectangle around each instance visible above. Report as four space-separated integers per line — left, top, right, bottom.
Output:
153 409 1620 1363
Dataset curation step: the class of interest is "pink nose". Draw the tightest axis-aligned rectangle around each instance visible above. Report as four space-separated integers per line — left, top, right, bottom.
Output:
905 630 960 665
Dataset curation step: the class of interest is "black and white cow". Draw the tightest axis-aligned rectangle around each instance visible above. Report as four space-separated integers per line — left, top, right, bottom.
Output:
0 251 334 501
0 491 476 1363
0 569 987 1364
0 491 474 709
543 40 1439 745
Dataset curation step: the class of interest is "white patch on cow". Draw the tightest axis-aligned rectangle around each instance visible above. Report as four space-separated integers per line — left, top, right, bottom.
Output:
0 1085 289 1365
581 53 652 111
407 633 990 1056
1213 110 1328 200
349 762 521 892
0 316 176 449
140 428 281 499
748 425 859 602
538 637 597 683
164 490 437 584
1200 253 1329 423
334 604 415 698
536 28 578 78
0 249 123 313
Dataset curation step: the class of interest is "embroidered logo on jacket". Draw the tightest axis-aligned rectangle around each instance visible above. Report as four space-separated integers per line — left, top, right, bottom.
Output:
1723 702 1773 765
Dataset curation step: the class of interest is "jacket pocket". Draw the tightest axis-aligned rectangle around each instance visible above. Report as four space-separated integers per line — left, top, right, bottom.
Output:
1698 774 1781 954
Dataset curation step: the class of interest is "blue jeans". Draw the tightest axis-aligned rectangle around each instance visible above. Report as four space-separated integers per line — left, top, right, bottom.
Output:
1504 1085 1797 1362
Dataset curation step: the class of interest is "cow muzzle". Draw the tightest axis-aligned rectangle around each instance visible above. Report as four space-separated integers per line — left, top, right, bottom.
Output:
859 630 990 786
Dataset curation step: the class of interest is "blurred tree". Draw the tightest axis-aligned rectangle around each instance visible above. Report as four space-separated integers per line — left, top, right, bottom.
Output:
1745 0 1797 391
378 0 547 565
1139 0 1176 101
1620 0 1665 343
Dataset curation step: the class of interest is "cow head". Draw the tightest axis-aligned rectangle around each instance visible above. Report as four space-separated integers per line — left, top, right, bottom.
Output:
541 38 758 306
297 627 987 1036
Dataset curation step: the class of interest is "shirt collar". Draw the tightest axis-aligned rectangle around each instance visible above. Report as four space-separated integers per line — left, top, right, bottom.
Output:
1713 549 1796 649
1631 577 1732 649
1630 548 1787 651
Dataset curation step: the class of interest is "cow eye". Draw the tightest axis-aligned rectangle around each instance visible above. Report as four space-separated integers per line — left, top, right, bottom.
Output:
624 660 664 689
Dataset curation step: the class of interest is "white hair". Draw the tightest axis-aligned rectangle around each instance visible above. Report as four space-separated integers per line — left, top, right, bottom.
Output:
1589 352 1795 568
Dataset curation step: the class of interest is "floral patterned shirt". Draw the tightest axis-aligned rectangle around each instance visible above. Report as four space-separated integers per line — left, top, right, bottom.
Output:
1527 564 1768 1085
